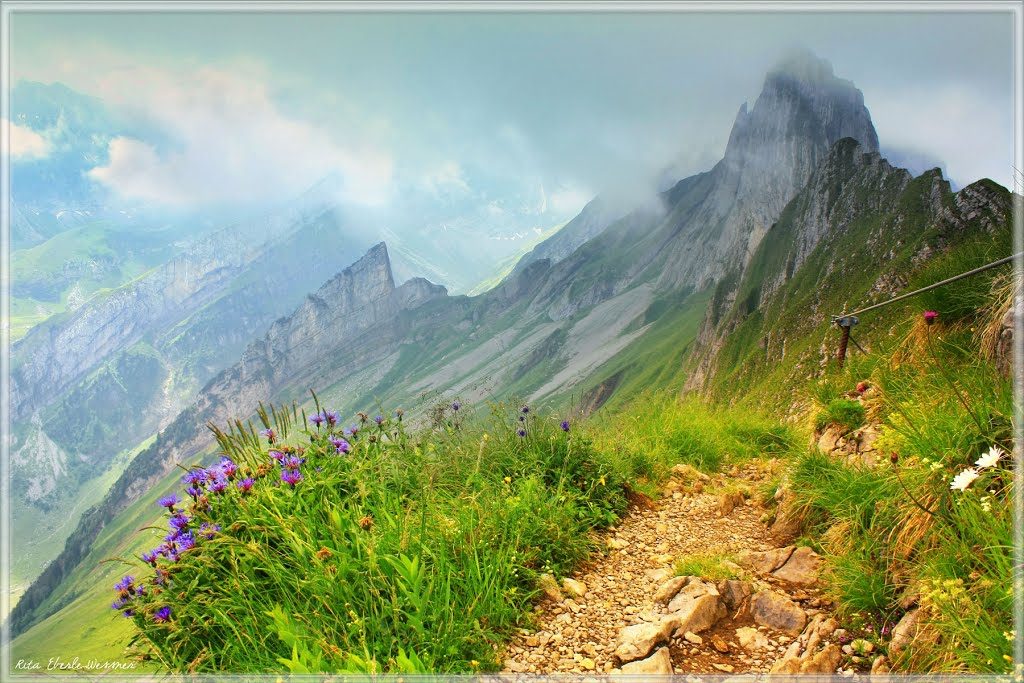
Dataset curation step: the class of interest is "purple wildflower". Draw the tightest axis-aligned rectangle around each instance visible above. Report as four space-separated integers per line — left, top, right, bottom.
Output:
153 606 172 623
134 584 145 597
237 477 254 493
142 550 159 566
281 469 304 488
923 311 938 325
123 609 135 618
375 414 385 424
324 411 339 426
451 401 461 412
207 476 228 494
309 412 326 427
186 485 203 499
219 457 238 478
114 576 135 593
182 470 206 486
177 531 197 553
112 598 127 610
158 494 181 511
560 420 570 432
269 449 285 462
259 428 276 443
168 514 190 532
282 454 305 470
517 429 527 438
521 405 530 414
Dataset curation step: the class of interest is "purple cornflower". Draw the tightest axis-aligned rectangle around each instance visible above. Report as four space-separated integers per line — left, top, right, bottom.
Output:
219 457 238 478
207 476 228 494
122 609 135 618
324 411 339 426
158 494 181 511
281 469 304 488
560 420 570 432
345 424 360 439
519 415 525 422
282 454 305 470
199 523 221 540
521 405 530 414
182 470 207 486
112 598 127 610
517 429 527 438
134 584 145 597
141 550 159 566
164 529 181 543
168 514 190 532
451 401 461 412
177 531 197 553
114 576 135 593
153 607 172 623
375 414 385 424
259 428 277 443
329 436 350 454
269 449 285 462
237 477 254 493
186 485 203 499
309 412 326 427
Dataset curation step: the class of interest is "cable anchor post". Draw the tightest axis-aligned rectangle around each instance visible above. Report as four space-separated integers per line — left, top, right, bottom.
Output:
832 315 859 369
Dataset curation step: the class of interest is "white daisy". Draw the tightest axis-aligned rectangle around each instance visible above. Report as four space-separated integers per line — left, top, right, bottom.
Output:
975 446 1004 469
950 468 980 491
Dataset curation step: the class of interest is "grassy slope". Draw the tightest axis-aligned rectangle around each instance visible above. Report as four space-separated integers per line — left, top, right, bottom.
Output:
9 449 208 668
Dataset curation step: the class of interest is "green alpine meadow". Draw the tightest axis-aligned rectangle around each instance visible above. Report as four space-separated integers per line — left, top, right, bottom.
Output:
4 7 1020 679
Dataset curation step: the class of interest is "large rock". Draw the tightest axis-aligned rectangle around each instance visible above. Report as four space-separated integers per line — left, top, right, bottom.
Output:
770 613 841 674
537 573 563 603
718 579 753 611
772 546 823 585
653 576 688 604
737 546 795 574
561 577 587 599
888 608 921 655
614 618 676 663
751 590 807 635
620 647 673 674
666 578 726 637
736 626 770 650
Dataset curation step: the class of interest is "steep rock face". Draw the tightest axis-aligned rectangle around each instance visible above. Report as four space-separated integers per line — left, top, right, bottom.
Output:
509 50 882 325
683 137 1012 393
656 49 879 291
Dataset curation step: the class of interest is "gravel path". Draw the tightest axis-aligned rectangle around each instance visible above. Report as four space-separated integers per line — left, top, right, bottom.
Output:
501 461 828 675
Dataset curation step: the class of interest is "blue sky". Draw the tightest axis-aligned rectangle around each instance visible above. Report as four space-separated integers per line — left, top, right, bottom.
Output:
6 8 1017 217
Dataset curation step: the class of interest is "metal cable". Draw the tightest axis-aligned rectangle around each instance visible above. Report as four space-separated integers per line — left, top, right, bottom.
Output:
833 252 1021 322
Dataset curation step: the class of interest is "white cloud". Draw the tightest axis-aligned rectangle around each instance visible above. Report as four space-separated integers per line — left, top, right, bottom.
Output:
547 185 592 217
4 119 51 160
419 160 470 198
865 83 1013 190
83 64 394 207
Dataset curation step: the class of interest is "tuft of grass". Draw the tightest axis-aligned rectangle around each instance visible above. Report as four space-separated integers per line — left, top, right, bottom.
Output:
674 553 741 581
814 398 866 433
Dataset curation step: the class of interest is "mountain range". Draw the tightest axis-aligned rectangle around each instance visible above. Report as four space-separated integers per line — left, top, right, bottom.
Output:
6 48 1013 645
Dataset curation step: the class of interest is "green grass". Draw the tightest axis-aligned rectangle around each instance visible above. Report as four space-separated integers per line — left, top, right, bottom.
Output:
99 401 624 673
787 319 1014 673
814 398 866 433
675 553 742 581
